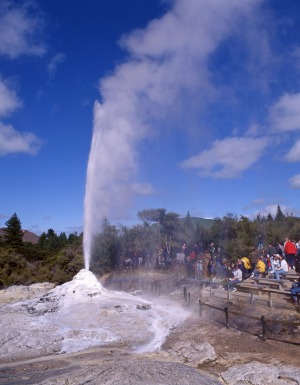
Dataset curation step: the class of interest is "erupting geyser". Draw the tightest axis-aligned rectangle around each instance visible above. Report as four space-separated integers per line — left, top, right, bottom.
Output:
0 268 190 361
83 101 139 271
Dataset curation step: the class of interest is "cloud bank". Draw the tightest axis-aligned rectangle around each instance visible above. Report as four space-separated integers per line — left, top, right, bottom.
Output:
0 122 41 156
0 79 22 117
47 53 66 79
0 0 45 58
289 174 300 189
269 93 300 132
180 137 268 178
0 0 44 157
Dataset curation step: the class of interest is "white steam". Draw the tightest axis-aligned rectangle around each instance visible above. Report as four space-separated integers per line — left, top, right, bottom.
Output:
83 0 261 269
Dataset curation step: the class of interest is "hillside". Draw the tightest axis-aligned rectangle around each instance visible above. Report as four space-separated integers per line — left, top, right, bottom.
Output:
0 228 39 244
189 216 214 229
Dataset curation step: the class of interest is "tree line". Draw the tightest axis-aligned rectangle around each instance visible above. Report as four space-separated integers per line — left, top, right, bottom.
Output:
89 204 300 274
1 204 299 286
0 213 83 286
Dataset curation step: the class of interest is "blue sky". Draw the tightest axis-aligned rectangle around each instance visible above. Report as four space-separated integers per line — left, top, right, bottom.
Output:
1 0 300 237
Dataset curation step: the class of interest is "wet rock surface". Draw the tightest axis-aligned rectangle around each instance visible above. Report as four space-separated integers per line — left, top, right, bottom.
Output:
1 270 300 384
38 359 223 385
221 361 300 385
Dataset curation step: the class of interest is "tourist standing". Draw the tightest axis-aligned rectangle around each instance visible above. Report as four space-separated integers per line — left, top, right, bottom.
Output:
284 238 297 270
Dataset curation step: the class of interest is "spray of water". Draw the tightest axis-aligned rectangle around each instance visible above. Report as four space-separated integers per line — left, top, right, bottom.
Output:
83 0 262 270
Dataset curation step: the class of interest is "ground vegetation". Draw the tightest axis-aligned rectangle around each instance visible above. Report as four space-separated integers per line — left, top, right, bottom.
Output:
0 213 83 287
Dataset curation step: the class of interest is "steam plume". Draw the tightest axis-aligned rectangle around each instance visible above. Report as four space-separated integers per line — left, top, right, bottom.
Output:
83 0 261 269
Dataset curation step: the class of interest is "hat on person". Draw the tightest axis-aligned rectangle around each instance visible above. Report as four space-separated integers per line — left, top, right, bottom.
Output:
274 254 281 258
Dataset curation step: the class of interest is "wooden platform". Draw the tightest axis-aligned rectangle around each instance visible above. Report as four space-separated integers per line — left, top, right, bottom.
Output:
198 279 299 312
248 277 289 290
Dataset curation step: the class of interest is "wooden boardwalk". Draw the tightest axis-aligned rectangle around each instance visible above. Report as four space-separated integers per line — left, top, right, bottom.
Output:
195 271 300 312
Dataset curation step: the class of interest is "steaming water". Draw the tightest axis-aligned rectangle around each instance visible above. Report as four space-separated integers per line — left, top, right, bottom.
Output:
83 131 97 271
0 270 189 361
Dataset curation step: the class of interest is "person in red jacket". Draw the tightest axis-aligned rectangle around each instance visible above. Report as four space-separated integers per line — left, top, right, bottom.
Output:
284 238 297 270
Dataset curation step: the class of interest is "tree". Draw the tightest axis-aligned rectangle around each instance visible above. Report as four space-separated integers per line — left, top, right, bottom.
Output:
237 216 254 248
184 211 193 229
138 208 166 225
275 204 285 221
58 232 68 248
138 208 166 246
38 229 61 251
91 218 121 273
180 211 196 245
3 213 23 247
68 232 81 245
160 212 180 236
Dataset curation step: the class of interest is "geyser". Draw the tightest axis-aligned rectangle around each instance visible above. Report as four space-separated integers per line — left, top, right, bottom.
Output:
83 102 139 271
0 269 190 361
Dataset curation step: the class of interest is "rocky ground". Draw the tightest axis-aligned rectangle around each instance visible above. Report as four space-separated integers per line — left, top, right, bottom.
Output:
0 269 300 385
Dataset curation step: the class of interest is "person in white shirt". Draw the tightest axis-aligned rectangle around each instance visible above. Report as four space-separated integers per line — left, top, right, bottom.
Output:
274 256 289 279
223 264 242 292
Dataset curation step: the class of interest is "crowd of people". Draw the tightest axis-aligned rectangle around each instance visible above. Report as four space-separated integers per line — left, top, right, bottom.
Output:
115 238 300 305
205 238 300 305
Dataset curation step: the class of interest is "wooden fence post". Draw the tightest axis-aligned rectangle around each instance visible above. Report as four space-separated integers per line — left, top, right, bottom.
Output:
227 284 230 301
225 307 229 328
188 292 191 307
261 315 267 340
199 300 202 317
268 292 272 308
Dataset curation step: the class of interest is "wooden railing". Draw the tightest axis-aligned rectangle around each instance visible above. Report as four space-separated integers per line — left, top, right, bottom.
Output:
196 299 300 343
185 279 300 312
182 284 300 343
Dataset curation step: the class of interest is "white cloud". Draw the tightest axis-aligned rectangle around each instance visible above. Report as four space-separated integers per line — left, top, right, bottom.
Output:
289 174 300 189
0 1 45 58
243 198 265 211
47 53 66 78
132 183 155 195
180 136 269 178
268 93 300 132
0 78 22 117
0 78 42 157
253 204 293 218
0 122 42 156
285 139 300 162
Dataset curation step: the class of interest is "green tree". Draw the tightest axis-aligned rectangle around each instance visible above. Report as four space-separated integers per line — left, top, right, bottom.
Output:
181 211 196 245
91 218 121 273
138 208 166 225
68 232 81 245
38 232 47 249
58 232 68 248
3 213 23 248
38 229 60 251
138 208 166 246
160 211 180 252
275 204 285 221
237 216 254 248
